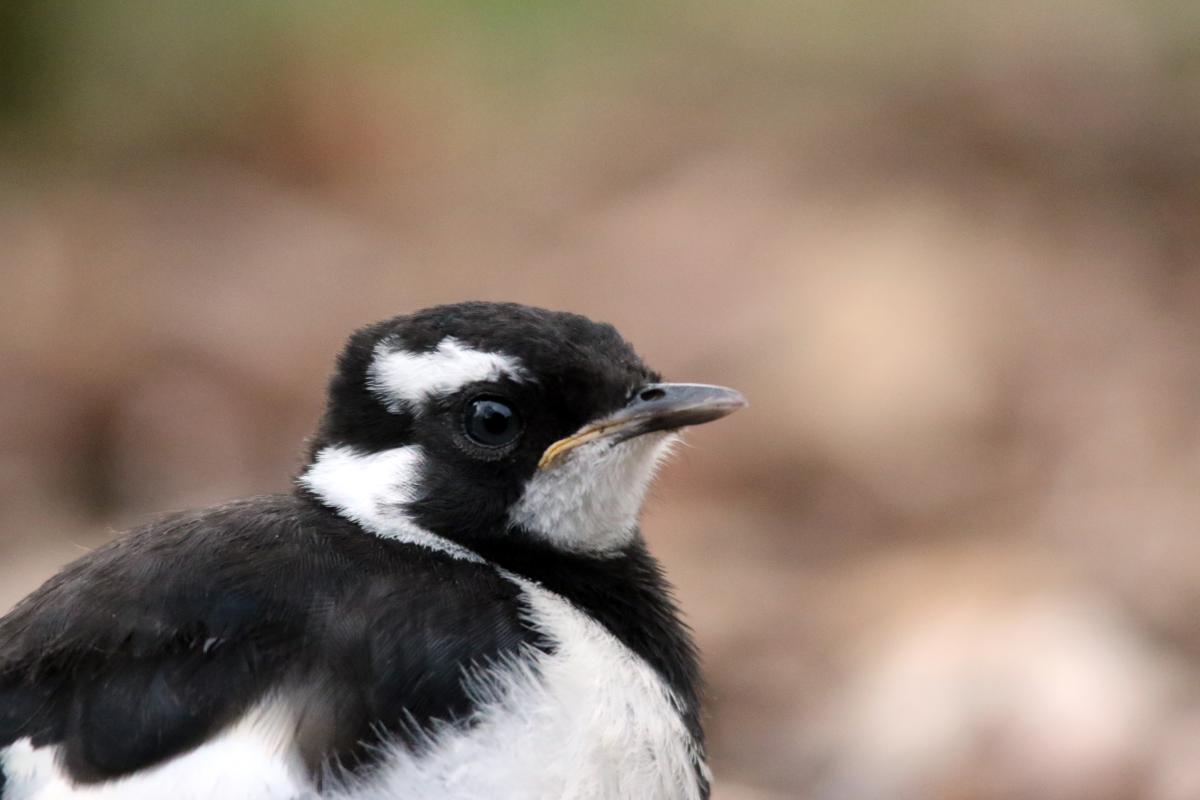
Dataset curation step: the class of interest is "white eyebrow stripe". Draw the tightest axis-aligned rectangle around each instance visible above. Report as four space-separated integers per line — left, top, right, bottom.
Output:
368 336 529 412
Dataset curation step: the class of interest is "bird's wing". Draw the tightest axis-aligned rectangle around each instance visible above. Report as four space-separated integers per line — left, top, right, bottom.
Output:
0 495 538 795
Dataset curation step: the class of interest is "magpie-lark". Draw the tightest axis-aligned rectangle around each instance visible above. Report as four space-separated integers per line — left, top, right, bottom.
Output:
0 302 745 800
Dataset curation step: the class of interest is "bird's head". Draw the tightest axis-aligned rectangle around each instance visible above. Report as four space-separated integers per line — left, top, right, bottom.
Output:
299 302 745 556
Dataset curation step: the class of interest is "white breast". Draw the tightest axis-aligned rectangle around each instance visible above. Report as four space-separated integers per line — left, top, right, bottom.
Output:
2 582 706 800
335 579 708 800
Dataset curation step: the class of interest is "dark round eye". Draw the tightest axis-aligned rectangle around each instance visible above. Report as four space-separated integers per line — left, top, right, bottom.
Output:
464 398 522 448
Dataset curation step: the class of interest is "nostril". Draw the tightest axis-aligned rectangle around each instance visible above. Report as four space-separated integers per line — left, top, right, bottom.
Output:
638 387 666 402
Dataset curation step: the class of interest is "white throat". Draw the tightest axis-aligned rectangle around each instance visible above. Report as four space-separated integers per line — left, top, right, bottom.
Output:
300 433 679 558
508 432 679 555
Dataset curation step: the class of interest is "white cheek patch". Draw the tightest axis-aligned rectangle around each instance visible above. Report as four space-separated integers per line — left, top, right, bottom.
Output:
299 444 482 562
368 337 529 413
508 433 680 555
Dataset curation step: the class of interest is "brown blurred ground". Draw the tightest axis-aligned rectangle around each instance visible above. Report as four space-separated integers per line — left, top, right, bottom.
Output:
3 3 1200 798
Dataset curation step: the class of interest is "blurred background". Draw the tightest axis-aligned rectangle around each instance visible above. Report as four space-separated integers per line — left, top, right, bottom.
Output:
2 2 1200 798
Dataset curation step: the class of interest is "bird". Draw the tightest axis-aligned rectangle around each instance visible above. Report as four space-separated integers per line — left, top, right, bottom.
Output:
0 301 746 800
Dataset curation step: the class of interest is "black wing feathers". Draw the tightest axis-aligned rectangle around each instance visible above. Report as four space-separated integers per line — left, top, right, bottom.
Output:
0 495 539 786
61 644 272 781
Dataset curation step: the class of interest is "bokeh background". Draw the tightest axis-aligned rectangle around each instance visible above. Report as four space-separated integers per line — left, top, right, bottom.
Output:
3 2 1200 798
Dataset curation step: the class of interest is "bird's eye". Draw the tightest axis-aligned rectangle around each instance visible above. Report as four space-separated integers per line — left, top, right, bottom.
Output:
464 398 522 448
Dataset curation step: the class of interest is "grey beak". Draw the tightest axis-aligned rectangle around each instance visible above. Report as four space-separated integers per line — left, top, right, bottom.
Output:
538 383 747 469
609 383 748 440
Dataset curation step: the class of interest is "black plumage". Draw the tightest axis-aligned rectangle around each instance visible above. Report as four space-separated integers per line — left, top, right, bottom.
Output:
0 302 732 798
0 496 544 784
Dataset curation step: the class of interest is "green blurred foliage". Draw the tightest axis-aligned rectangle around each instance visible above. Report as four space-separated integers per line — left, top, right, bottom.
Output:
6 1 1195 156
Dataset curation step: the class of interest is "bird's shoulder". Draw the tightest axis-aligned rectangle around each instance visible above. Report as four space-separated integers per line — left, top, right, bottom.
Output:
0 493 539 787
0 494 518 667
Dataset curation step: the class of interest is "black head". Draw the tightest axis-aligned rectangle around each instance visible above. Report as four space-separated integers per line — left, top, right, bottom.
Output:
299 302 744 554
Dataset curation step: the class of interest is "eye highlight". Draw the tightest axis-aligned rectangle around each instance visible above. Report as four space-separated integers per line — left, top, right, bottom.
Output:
464 398 522 448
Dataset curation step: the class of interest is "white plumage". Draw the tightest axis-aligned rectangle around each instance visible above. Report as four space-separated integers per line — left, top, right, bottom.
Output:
367 337 529 413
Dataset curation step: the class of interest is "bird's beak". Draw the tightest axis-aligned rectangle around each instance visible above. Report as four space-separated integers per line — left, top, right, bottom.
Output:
538 383 748 469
